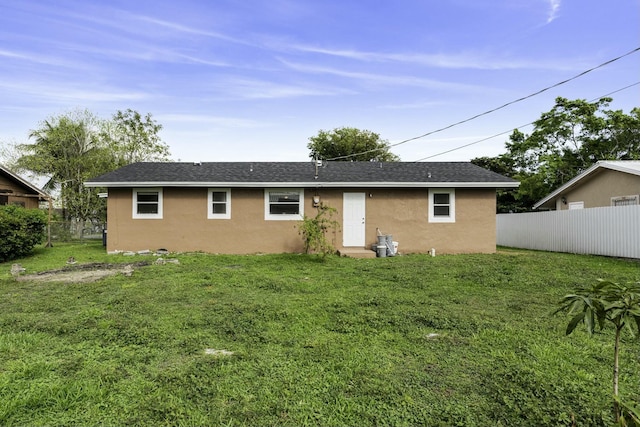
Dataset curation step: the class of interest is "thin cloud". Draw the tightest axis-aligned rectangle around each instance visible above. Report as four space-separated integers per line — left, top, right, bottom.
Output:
288 44 578 71
0 48 85 69
158 114 267 128
0 80 149 103
279 59 490 92
216 77 355 100
547 0 561 23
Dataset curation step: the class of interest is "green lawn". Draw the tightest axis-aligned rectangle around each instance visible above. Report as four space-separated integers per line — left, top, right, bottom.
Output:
1 242 639 426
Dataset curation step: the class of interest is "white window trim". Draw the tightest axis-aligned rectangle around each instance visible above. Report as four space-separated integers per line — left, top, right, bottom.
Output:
611 195 639 206
264 188 304 221
208 188 231 219
428 188 455 223
568 201 584 210
132 188 163 219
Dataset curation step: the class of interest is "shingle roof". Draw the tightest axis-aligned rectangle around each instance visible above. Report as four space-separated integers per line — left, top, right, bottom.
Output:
85 161 519 188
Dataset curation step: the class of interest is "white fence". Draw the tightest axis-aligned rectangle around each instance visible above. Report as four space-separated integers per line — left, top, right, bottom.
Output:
496 205 640 259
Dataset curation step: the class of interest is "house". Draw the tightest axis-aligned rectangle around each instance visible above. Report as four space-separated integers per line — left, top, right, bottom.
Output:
533 160 640 210
84 161 519 255
0 164 49 209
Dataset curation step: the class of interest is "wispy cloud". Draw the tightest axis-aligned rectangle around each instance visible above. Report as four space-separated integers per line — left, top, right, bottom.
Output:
0 80 149 103
287 44 577 71
216 77 355 100
130 15 248 45
547 0 561 23
0 48 87 69
379 101 449 110
158 114 267 128
278 59 489 92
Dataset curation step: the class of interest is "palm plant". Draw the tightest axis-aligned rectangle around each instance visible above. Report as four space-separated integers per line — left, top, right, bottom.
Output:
555 280 640 424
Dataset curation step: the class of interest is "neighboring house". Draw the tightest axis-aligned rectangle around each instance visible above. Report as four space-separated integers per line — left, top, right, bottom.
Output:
533 160 640 210
0 164 49 209
85 161 519 255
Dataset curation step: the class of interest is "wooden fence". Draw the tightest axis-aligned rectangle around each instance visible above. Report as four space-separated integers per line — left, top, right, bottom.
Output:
496 205 640 259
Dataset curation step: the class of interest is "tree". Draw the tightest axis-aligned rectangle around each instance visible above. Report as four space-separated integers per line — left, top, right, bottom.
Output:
15 108 170 230
554 280 640 423
308 127 400 161
102 109 170 167
471 155 523 213
473 97 640 211
16 109 110 224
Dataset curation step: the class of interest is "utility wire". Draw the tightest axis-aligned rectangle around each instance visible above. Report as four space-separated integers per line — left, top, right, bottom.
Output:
326 46 640 161
412 80 640 162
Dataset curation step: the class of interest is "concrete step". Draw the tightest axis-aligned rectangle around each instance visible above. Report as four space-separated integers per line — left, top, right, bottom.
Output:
338 247 377 258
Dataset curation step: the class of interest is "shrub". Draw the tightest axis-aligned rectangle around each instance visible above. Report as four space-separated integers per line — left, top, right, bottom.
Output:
0 205 47 262
297 203 340 256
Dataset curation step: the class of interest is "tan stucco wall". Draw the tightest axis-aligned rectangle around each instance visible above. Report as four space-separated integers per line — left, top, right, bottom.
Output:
106 187 497 254
557 169 640 210
0 175 41 209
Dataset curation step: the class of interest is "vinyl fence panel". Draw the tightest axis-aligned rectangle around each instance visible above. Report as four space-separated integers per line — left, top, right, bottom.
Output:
496 205 640 259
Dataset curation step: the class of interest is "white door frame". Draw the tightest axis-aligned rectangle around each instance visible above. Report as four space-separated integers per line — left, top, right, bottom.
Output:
343 192 366 247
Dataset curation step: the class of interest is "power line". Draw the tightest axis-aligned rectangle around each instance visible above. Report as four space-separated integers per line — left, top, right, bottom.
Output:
326 46 640 161
412 80 640 162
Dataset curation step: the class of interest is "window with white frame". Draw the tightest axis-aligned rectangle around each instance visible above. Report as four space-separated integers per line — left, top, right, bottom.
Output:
611 195 639 207
208 188 231 219
133 188 163 219
265 189 304 220
428 188 455 223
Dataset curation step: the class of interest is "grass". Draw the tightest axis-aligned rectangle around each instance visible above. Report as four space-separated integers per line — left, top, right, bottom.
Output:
1 242 639 426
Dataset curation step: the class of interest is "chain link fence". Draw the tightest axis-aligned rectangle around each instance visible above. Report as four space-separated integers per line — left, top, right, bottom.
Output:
48 220 106 243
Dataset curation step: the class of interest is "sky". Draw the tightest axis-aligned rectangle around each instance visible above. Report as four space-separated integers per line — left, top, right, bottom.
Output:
1 0 639 164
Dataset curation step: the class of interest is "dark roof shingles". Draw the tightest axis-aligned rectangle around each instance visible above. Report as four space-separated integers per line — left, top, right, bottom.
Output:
87 161 516 184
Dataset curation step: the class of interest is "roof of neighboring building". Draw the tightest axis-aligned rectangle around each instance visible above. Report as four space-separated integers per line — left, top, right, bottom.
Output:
85 161 519 189
0 164 49 198
533 160 640 209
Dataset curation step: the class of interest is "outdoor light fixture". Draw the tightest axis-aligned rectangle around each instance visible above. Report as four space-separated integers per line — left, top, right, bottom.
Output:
561 196 567 204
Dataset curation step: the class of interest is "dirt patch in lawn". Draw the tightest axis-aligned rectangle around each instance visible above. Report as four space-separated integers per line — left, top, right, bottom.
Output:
14 262 152 283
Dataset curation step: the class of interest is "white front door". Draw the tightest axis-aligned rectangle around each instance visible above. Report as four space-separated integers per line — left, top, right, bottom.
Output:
343 192 366 247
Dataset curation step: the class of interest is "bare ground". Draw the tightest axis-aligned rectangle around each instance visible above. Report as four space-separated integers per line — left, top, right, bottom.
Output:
14 261 151 283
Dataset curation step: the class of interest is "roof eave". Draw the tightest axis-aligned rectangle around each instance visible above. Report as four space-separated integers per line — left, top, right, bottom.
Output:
532 162 607 209
0 165 50 198
85 181 519 188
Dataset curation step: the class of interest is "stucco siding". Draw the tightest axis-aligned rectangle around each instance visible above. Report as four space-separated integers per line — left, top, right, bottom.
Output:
559 169 640 209
106 187 498 254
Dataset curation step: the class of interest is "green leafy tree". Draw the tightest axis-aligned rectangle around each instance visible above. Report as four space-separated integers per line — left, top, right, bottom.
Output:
297 203 341 257
102 109 170 166
554 279 640 424
16 109 110 224
474 97 640 211
15 108 170 229
308 127 400 161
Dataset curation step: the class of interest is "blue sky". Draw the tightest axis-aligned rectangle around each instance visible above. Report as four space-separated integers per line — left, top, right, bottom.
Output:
1 0 638 163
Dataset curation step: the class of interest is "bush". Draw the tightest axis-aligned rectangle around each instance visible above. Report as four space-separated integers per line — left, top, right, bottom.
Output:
297 203 340 256
0 205 47 262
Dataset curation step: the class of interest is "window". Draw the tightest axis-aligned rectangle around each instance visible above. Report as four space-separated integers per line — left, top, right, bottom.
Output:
568 201 584 210
0 195 7 205
428 188 455 223
265 189 304 220
208 188 231 219
612 195 639 207
133 188 163 219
